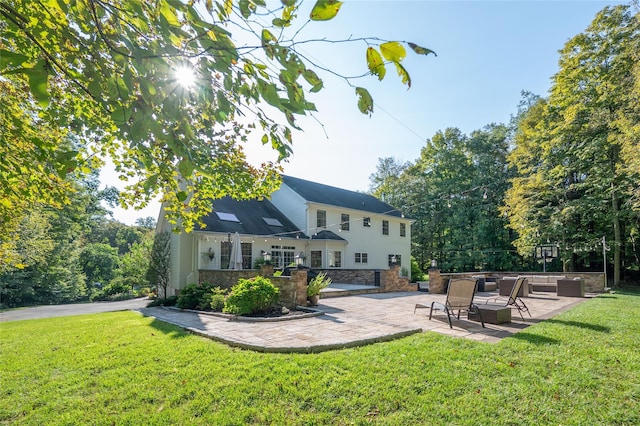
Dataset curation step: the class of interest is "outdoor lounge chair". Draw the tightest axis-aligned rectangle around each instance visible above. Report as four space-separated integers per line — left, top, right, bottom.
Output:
414 278 485 329
486 276 531 320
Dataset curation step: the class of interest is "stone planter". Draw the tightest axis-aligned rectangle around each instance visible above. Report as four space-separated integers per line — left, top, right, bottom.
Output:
308 295 320 306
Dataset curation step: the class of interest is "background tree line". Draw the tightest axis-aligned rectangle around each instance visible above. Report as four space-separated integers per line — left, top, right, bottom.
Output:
0 170 157 308
369 5 640 286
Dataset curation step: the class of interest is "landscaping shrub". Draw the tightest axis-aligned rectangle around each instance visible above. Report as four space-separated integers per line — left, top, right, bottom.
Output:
224 276 279 315
176 282 218 310
147 295 177 307
90 278 134 301
209 286 227 311
135 287 152 297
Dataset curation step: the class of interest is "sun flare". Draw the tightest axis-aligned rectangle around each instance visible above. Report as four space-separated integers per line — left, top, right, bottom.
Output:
174 65 197 87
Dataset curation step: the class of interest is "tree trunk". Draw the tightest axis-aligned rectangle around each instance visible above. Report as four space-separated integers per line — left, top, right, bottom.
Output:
612 184 621 287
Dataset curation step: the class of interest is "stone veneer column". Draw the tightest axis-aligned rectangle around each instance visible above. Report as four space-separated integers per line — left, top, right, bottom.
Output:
428 268 445 294
290 269 308 307
260 264 274 277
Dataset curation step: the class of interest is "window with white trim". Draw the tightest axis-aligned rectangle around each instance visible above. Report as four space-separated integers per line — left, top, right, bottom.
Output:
310 250 322 268
317 210 326 228
329 251 342 267
271 245 296 267
340 213 350 231
388 254 401 267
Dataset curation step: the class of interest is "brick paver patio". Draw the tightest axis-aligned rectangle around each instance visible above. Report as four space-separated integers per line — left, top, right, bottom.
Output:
138 290 593 353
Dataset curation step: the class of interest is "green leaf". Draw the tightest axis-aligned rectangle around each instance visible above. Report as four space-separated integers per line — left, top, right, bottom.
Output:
261 29 277 58
394 61 411 88
216 91 231 121
380 41 406 63
178 159 194 178
408 42 437 57
159 0 180 26
281 0 296 5
366 47 386 81
0 50 30 71
355 87 373 116
257 79 282 109
310 0 343 21
26 60 50 108
176 191 188 202
272 18 290 27
303 69 323 92
239 0 256 19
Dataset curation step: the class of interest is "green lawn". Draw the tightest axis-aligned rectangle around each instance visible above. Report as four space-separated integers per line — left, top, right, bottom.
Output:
1 291 639 425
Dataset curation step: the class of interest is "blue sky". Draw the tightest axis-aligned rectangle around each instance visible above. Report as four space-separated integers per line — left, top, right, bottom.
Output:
104 0 623 225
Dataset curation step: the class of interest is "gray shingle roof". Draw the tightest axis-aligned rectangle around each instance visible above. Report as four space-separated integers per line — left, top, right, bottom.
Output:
311 230 346 241
282 175 403 218
198 197 305 238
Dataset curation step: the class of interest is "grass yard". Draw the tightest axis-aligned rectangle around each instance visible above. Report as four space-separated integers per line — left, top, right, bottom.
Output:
1 291 639 425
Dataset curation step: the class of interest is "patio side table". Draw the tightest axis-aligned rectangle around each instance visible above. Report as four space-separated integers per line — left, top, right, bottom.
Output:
468 304 512 324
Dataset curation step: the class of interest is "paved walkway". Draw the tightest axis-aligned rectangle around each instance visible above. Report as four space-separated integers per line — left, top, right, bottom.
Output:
0 298 150 322
137 291 593 353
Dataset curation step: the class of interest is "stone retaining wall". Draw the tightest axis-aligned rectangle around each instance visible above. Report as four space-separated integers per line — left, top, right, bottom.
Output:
317 266 414 292
198 266 306 309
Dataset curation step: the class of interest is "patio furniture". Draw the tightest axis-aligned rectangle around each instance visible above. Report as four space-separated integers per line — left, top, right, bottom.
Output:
473 275 486 291
468 304 511 324
484 276 498 291
498 277 530 297
557 278 585 297
487 276 531 320
526 275 567 293
473 275 497 292
414 278 485 329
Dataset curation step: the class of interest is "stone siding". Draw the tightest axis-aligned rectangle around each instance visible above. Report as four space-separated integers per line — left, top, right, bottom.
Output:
316 269 376 285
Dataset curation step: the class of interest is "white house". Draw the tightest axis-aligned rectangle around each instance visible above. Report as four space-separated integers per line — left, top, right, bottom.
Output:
156 175 412 295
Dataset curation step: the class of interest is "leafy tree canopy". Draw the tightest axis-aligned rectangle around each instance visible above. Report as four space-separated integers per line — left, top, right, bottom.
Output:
503 5 640 282
0 0 434 234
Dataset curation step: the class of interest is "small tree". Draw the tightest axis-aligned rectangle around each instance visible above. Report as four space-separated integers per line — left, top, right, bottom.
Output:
146 232 171 298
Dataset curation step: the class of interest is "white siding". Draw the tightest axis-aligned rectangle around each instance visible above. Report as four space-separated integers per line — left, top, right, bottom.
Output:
303 202 412 275
270 185 308 231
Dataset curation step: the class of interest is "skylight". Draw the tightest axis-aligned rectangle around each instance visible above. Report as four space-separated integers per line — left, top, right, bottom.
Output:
216 212 240 222
263 217 283 227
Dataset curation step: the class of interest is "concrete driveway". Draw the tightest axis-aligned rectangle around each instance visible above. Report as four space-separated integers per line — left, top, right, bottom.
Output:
0 298 150 322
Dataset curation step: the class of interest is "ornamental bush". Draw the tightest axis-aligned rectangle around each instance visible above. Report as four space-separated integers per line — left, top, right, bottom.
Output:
223 277 280 315
176 282 218 310
209 286 227 312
